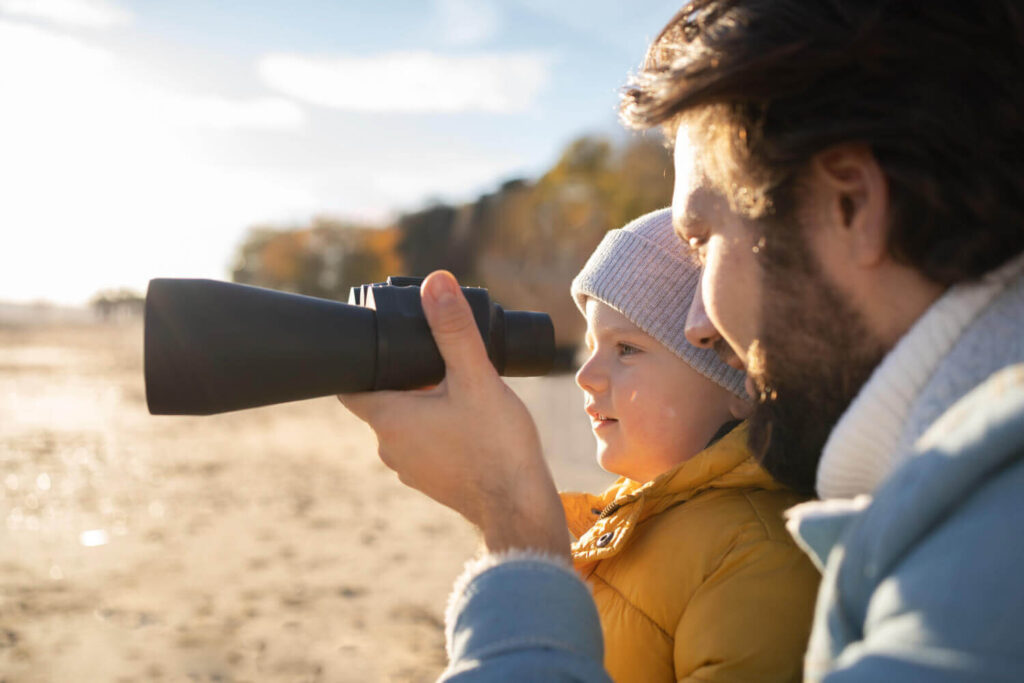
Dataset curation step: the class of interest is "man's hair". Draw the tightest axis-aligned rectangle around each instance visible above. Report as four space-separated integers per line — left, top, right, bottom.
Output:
621 0 1024 285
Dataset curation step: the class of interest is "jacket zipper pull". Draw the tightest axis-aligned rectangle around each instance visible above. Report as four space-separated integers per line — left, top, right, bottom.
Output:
598 501 621 519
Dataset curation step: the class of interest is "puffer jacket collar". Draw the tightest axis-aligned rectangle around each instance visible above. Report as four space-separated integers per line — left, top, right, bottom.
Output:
562 422 781 564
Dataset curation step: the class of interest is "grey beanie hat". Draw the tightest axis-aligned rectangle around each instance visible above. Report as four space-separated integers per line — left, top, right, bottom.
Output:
571 207 747 398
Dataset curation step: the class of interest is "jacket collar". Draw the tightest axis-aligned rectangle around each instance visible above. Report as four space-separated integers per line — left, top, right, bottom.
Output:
563 422 780 563
790 364 1024 615
816 252 1024 499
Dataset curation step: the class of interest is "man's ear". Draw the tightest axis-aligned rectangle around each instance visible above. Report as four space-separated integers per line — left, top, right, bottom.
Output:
809 144 889 268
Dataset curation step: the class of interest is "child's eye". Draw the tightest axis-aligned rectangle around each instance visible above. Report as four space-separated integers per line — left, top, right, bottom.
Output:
616 343 640 357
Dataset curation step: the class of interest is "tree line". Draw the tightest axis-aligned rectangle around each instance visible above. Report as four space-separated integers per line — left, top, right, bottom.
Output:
230 133 673 349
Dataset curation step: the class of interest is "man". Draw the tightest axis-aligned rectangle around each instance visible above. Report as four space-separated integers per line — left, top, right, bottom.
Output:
341 1 1024 680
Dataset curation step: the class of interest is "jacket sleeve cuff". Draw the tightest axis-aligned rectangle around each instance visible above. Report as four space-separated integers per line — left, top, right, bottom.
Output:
444 549 604 666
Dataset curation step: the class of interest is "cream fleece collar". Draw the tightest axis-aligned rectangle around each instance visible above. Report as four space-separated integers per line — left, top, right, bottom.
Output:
815 253 1024 499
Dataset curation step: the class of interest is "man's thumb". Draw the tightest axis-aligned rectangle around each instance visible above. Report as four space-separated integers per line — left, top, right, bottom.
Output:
420 270 494 385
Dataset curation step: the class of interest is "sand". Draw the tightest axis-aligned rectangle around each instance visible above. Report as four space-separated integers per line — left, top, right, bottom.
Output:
0 320 614 682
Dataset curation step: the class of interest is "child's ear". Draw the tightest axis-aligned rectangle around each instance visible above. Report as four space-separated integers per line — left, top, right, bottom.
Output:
728 393 753 420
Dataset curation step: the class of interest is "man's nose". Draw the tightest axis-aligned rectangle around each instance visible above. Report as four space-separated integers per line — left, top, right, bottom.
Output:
685 283 720 349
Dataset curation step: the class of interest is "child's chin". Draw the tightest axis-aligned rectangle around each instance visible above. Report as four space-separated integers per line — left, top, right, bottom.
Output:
596 448 630 479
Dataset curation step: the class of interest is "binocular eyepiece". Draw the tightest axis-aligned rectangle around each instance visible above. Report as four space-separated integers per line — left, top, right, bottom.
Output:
144 276 555 415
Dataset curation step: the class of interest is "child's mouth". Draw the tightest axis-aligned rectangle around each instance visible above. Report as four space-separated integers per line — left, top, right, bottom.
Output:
588 410 618 427
585 403 617 428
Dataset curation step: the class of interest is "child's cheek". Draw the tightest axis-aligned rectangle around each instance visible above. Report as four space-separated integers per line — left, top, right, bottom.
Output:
642 394 686 449
631 392 675 440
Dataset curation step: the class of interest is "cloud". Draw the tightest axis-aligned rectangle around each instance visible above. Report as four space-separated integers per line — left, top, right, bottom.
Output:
0 15 554 306
0 19 312 305
144 93 305 130
0 13 113 79
0 20 304 132
258 50 551 114
0 0 131 29
434 0 500 46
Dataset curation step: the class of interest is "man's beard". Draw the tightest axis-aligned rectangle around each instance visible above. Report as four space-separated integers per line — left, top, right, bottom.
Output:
744 225 888 497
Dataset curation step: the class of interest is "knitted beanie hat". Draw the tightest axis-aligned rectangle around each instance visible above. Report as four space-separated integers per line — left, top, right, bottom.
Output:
571 207 747 398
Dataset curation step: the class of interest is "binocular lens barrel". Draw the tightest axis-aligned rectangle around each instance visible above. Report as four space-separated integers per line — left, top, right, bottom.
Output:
144 278 554 415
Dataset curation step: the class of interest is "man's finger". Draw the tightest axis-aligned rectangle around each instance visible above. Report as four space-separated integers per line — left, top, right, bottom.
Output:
420 270 496 389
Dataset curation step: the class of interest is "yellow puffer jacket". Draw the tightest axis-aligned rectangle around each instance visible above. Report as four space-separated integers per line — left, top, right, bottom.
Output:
560 422 819 683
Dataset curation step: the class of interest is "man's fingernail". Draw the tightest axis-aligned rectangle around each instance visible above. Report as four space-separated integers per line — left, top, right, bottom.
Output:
426 272 457 304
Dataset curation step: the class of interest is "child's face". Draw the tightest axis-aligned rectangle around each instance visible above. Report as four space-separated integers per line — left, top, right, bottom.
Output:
576 299 735 483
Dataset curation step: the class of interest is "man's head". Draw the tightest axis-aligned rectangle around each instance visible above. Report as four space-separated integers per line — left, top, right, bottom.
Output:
621 1 1024 494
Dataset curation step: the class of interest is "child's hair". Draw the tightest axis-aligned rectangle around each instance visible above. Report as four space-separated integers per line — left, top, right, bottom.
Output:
571 207 746 397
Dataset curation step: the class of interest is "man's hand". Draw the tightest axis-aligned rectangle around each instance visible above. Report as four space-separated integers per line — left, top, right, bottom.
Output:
339 270 569 557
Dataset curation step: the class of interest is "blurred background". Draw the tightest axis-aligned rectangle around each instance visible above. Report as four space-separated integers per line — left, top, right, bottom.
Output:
0 0 679 680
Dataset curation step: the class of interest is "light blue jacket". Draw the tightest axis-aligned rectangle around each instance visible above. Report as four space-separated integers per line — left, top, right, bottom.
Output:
796 363 1024 681
441 364 1024 681
443 557 611 682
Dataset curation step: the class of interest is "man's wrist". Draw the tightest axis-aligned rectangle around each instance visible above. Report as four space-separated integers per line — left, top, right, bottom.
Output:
476 477 570 558
480 515 570 557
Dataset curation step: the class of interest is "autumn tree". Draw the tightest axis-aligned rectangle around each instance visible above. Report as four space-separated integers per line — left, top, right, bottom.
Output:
231 218 400 301
230 132 672 350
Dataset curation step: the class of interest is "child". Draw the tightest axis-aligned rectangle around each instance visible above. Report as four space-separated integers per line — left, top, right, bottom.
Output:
563 208 819 682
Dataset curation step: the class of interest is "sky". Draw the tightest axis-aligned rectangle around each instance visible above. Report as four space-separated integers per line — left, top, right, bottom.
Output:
0 0 683 305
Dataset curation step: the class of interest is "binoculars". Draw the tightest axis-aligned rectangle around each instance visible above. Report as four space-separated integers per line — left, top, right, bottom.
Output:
144 276 555 415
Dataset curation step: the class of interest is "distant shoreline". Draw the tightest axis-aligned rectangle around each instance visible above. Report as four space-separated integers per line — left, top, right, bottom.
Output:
0 301 95 327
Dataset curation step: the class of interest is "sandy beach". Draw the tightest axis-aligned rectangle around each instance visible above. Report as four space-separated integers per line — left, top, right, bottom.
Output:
0 319 614 682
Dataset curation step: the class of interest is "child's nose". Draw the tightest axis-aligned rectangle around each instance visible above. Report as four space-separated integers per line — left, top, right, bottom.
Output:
575 354 607 394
